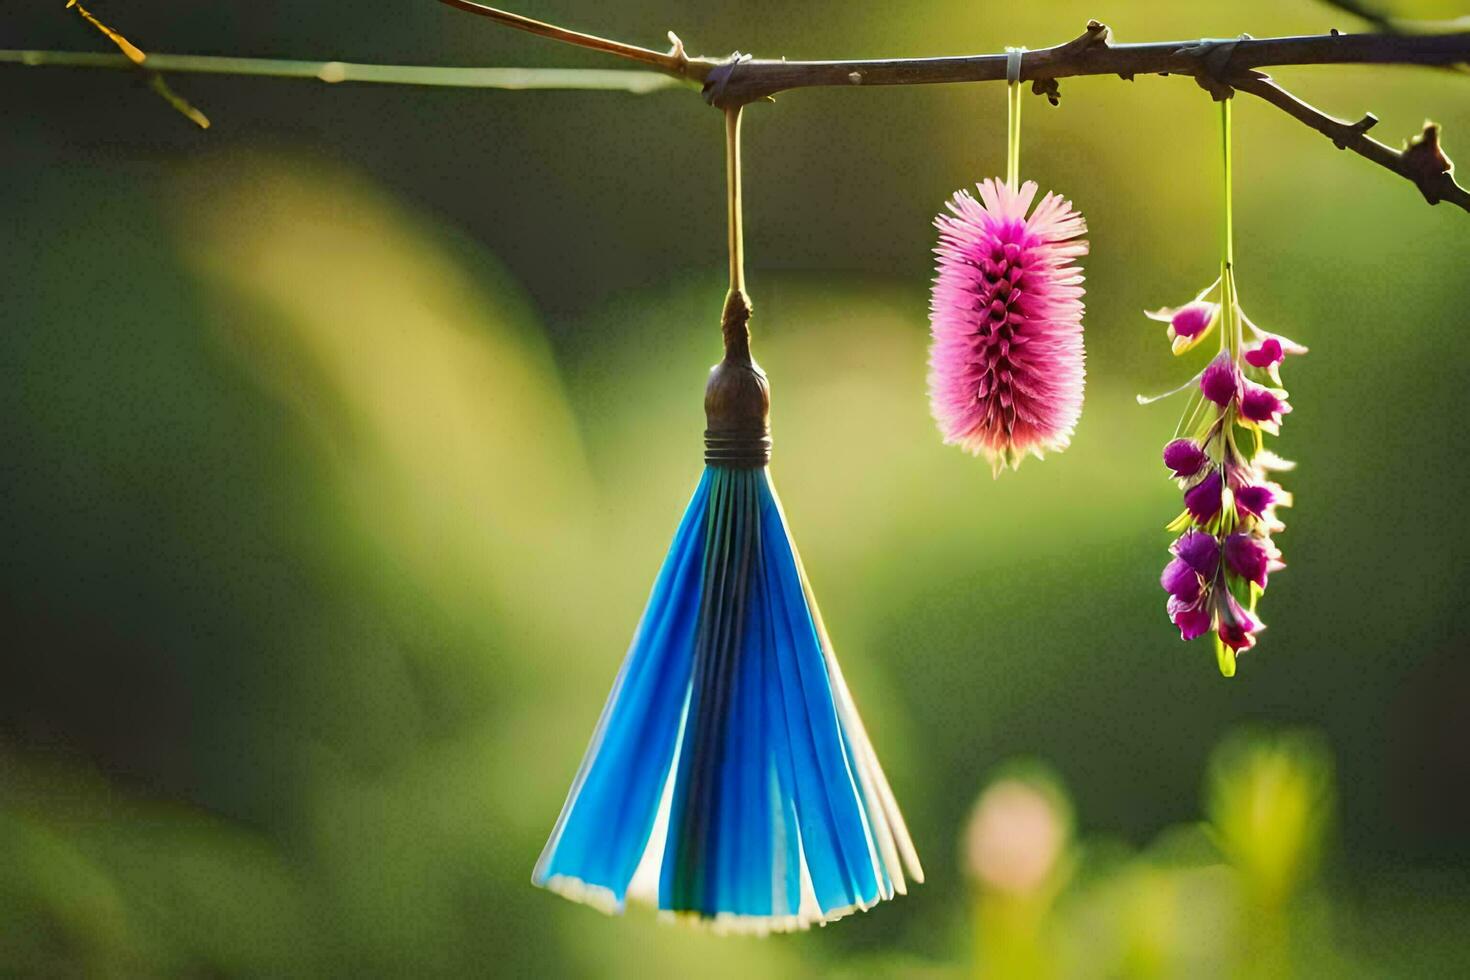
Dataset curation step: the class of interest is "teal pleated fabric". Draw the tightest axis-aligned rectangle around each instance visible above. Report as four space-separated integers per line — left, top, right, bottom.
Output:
533 466 922 932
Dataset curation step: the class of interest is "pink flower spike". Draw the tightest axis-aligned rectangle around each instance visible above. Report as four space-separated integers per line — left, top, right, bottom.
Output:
929 178 1088 475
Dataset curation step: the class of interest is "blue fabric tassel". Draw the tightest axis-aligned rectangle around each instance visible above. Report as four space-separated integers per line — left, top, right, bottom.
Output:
534 466 922 932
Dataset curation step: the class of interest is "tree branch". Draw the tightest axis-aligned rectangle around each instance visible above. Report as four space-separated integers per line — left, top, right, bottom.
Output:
9 0 1467 212
441 2 1470 213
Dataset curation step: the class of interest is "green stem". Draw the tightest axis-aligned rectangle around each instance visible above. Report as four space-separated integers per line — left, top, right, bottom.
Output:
1221 98 1234 269
0 49 683 92
1006 74 1022 188
1219 98 1240 361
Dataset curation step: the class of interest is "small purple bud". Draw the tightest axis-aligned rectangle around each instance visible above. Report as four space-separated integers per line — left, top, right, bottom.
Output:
1171 302 1217 339
1200 353 1241 407
1184 469 1224 524
1244 338 1283 368
1163 439 1208 479
1224 533 1271 588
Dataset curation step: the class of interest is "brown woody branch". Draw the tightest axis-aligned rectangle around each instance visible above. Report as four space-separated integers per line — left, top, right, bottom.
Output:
441 1 1470 214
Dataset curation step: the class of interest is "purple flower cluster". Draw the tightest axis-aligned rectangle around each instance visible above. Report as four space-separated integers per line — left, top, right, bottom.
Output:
1146 282 1305 676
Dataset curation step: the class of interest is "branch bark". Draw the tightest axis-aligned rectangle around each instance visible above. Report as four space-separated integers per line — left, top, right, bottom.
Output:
438 1 1469 96
442 1 1470 214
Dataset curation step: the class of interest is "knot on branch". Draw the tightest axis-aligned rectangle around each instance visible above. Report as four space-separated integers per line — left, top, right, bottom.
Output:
1032 78 1061 105
1057 19 1112 57
1179 34 1266 100
1402 121 1458 204
703 51 753 108
1035 20 1112 102
665 31 689 71
1333 113 1378 149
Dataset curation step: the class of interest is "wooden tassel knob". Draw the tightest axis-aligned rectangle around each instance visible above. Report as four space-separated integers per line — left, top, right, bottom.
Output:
704 289 771 467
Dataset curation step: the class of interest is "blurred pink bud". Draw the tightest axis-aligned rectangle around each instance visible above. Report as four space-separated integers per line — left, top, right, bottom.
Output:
963 778 1067 896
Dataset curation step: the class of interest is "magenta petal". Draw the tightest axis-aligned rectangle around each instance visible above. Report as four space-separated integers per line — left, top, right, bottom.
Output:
1200 353 1241 406
1168 595 1213 641
1215 591 1263 650
1245 338 1283 368
1171 302 1217 339
1163 439 1208 479
1184 469 1224 524
1224 533 1270 588
1241 384 1289 425
1171 529 1220 577
1234 484 1275 518
1161 557 1201 601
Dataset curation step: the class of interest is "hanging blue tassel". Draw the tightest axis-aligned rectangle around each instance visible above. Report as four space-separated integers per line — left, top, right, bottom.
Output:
534 285 922 932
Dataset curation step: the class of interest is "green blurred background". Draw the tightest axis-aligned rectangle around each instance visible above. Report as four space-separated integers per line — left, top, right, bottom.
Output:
2 1 1468 976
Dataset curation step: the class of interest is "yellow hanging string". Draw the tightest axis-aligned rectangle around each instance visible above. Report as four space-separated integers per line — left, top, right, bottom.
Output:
1005 47 1025 188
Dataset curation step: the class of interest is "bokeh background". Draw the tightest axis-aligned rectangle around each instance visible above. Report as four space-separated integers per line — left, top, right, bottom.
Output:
3 1 1468 976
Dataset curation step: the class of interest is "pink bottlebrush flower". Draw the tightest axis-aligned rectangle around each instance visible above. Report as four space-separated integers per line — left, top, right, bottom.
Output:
1200 352 1241 407
1163 438 1208 480
929 178 1088 475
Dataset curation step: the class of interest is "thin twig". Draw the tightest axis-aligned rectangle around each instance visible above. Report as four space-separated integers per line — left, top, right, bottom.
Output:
63 0 210 127
436 0 695 77
1233 74 1469 210
0 50 683 93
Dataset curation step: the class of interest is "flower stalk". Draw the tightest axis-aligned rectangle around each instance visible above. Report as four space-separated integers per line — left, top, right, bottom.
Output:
1144 97 1307 677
